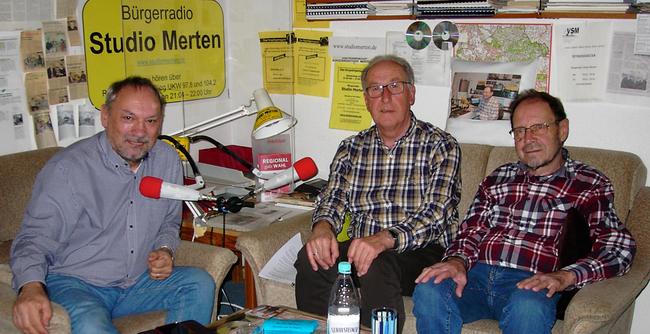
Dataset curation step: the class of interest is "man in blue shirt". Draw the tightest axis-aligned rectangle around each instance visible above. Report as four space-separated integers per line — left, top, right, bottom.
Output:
11 77 215 334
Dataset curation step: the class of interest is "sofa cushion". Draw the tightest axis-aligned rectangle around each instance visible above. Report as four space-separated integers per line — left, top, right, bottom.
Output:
113 311 166 334
484 146 646 222
0 240 11 265
0 147 62 243
458 144 493 218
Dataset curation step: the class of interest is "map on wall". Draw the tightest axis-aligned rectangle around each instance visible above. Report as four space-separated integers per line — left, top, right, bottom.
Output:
455 23 552 92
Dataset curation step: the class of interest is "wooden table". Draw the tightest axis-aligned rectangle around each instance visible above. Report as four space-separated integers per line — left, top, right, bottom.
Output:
180 211 258 309
208 305 372 333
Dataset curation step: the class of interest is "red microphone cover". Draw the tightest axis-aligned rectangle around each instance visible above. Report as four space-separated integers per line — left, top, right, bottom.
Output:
294 157 318 181
139 176 163 199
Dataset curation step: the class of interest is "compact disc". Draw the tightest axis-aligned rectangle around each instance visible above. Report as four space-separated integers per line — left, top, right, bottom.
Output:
405 21 432 50
432 21 459 50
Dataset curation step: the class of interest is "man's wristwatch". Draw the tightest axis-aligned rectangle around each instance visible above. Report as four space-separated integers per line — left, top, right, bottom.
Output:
159 245 175 262
387 229 399 249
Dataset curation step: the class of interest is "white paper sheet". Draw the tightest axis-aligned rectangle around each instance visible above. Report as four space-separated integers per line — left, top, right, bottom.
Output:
259 232 303 285
329 36 384 63
553 21 610 101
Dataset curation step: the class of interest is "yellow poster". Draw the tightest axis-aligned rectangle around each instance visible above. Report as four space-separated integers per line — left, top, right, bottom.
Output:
259 31 294 95
330 62 371 131
293 0 329 29
294 29 332 97
83 0 225 109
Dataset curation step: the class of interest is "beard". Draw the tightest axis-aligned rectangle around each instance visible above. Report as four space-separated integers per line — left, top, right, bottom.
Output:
115 136 152 164
523 142 563 171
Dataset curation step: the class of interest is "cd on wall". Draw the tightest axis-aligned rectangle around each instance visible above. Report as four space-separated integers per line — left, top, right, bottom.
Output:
405 21 432 50
432 21 459 50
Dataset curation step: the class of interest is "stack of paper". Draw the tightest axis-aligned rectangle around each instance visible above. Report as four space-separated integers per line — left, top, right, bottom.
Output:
497 0 543 13
544 0 631 13
368 0 415 15
416 0 498 17
306 1 369 20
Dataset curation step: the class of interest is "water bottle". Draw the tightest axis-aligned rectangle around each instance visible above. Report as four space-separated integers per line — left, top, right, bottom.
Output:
327 261 360 334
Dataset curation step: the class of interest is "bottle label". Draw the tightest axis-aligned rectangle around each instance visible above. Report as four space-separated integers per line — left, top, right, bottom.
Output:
328 314 360 334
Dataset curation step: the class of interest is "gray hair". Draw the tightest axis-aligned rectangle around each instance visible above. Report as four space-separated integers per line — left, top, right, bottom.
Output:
104 76 166 112
360 55 415 90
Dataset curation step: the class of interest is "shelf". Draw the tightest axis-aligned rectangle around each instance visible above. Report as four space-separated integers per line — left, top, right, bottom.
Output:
307 12 638 22
494 12 637 19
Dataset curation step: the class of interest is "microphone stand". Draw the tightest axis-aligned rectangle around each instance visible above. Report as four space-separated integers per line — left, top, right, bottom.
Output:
185 193 255 245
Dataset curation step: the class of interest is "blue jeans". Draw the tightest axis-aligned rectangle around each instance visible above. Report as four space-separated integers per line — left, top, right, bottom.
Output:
412 263 560 334
46 266 215 334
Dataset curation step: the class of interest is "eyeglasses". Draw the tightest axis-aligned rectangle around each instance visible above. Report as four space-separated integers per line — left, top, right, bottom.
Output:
509 121 559 141
365 81 412 98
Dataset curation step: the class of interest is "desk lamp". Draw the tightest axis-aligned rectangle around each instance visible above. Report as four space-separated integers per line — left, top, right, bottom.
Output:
169 88 296 139
159 89 298 241
160 88 297 189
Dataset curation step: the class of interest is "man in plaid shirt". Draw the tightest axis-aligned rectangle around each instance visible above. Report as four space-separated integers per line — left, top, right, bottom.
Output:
475 85 500 120
413 89 635 334
294 55 461 332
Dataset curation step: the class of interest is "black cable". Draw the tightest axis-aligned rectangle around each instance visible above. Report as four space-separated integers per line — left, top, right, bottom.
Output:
189 135 253 172
222 213 226 248
158 135 201 177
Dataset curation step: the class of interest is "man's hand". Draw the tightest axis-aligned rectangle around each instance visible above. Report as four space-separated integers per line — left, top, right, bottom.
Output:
12 282 52 334
306 221 339 271
347 230 395 277
415 257 467 298
516 270 577 298
148 248 174 280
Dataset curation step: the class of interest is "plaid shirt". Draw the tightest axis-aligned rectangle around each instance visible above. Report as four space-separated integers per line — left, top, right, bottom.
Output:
478 96 500 120
313 114 461 252
446 149 636 287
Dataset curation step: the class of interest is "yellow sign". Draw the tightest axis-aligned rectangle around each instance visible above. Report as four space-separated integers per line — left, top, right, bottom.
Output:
259 31 295 95
294 29 332 97
83 0 225 109
330 62 371 131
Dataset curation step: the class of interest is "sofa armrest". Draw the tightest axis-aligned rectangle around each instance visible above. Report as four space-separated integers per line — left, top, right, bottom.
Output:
235 211 312 306
235 211 313 276
562 186 650 333
174 240 238 321
0 264 70 334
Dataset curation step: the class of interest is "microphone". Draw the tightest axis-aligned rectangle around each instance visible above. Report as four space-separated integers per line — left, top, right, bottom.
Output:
259 157 318 191
139 176 220 202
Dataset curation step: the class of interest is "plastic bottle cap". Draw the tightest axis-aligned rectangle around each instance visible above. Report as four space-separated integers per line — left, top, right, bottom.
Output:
338 261 352 274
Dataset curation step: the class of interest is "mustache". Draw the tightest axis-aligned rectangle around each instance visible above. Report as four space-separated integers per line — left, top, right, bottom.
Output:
523 142 541 152
126 137 150 144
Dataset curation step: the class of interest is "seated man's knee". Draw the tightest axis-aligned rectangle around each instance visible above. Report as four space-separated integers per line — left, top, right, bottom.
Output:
413 280 455 313
181 267 215 292
294 246 312 271
505 289 557 321
68 302 117 334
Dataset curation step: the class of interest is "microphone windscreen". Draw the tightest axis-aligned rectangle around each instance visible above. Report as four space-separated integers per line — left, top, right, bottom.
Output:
294 157 318 181
139 176 163 199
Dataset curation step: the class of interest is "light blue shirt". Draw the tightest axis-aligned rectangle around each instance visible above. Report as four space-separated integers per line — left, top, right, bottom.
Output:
10 131 182 290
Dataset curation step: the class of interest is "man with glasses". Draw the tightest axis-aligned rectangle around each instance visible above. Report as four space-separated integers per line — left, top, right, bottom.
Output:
294 55 461 332
412 89 635 334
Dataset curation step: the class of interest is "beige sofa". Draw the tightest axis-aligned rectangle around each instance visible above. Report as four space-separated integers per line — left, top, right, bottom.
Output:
237 144 650 333
0 147 239 334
